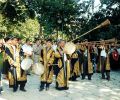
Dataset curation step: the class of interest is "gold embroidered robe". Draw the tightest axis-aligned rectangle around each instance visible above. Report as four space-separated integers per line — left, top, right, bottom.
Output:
40 47 55 84
54 47 70 88
70 51 80 79
5 45 27 87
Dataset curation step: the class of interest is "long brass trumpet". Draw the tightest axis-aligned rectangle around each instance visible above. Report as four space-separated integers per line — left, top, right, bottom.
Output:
71 19 111 42
78 40 120 47
89 38 116 43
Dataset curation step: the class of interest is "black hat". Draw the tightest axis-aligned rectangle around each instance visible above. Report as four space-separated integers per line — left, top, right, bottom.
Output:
4 36 11 42
46 38 52 42
4 35 14 42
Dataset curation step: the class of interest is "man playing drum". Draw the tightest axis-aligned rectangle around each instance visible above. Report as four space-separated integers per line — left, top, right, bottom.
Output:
39 39 55 91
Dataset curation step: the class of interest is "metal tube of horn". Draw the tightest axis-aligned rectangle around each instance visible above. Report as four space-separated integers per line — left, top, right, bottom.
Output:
71 19 111 42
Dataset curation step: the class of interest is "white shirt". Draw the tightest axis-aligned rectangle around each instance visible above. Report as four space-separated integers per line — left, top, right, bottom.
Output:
101 49 107 57
33 44 43 55
64 53 67 61
11 45 16 61
52 45 57 52
84 49 88 57
22 44 33 55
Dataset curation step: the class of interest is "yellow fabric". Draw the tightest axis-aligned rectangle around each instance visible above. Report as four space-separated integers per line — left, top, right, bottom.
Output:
40 47 55 83
6 45 27 86
55 47 70 88
70 52 80 77
106 53 110 71
88 49 93 74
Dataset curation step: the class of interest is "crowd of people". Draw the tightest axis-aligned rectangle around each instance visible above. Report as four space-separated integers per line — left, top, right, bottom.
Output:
0 35 120 94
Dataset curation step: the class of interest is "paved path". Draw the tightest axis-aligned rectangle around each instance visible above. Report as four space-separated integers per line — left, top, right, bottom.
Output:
0 71 120 100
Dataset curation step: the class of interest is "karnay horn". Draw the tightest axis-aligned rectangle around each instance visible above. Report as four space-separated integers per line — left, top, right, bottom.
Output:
71 19 111 42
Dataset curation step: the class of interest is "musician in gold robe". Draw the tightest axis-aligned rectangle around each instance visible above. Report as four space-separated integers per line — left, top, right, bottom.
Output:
2 37 12 80
5 36 27 92
39 39 55 91
81 44 93 80
54 40 70 90
69 43 81 81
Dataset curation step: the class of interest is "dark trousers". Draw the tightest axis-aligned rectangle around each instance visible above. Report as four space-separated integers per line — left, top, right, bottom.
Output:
2 60 10 75
82 57 91 79
13 80 26 91
101 56 110 79
18 81 26 90
10 68 26 91
101 56 106 76
40 81 50 88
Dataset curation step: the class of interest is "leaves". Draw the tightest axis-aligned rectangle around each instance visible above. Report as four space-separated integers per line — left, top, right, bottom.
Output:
0 0 120 40
24 0 81 37
0 13 39 39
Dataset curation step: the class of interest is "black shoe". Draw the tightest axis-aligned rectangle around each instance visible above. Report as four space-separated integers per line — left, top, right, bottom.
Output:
88 78 91 80
0 87 3 92
56 87 69 91
69 77 77 81
64 87 69 90
46 83 50 91
13 86 18 92
93 70 96 73
0 87 2 94
81 75 85 80
106 77 110 81
20 88 27 92
46 86 49 91
13 88 18 92
46 87 49 91
39 82 45 91
27 73 31 75
88 75 92 80
102 74 105 79
102 76 105 79
39 87 44 91
69 77 72 81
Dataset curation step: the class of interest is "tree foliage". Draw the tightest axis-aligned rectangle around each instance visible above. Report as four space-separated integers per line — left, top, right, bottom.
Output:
79 0 120 41
0 0 39 39
25 0 81 36
0 0 120 40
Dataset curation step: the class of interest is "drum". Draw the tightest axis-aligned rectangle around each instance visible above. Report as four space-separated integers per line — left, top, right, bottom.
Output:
21 58 33 70
32 63 44 75
64 42 76 54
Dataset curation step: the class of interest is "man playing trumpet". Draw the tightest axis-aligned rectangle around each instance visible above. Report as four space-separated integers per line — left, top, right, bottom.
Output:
99 42 110 80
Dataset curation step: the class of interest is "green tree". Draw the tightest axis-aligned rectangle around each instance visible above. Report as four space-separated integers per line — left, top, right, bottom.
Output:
78 0 120 41
0 0 39 39
24 0 81 38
